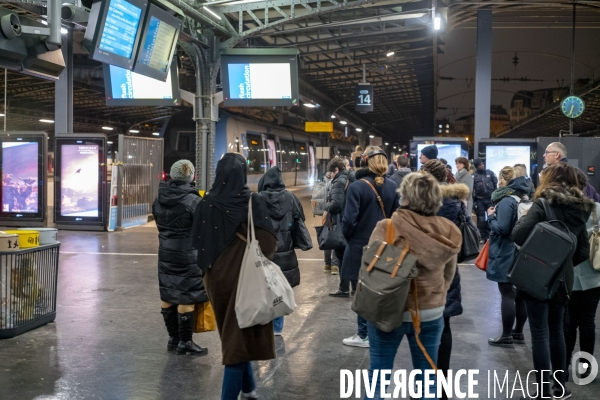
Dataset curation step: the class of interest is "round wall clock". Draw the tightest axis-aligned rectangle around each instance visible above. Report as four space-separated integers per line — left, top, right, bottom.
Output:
561 96 585 119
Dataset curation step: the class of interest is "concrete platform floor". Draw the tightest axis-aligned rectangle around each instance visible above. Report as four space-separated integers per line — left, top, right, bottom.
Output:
1 186 599 400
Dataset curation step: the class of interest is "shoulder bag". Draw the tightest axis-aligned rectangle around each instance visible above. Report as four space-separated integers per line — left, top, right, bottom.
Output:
590 207 600 271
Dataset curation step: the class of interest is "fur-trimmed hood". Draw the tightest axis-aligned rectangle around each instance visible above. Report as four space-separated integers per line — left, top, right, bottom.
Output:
440 182 470 201
541 185 595 214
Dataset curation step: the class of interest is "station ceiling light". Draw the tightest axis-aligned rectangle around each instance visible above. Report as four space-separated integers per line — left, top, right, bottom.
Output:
369 134 375 138
340 120 347 125
355 128 362 132
152 132 160 136
107 141 113 144
434 14 442 30
386 51 395 57
385 142 389 146
129 129 139 133
303 103 316 108
102 126 114 130
0 113 4 117
331 115 336 118
39 119 54 123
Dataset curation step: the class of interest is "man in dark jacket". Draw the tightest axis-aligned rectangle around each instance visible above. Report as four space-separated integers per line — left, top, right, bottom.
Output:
473 158 498 242
323 157 355 289
390 155 411 188
258 167 312 335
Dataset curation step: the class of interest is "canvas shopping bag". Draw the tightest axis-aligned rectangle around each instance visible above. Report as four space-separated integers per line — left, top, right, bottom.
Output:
235 196 296 329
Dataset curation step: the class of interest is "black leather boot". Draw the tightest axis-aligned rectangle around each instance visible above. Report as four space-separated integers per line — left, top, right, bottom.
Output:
177 311 208 356
488 335 514 347
161 305 179 351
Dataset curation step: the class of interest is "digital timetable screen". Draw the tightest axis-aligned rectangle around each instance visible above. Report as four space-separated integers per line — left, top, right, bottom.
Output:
137 16 177 72
98 0 143 59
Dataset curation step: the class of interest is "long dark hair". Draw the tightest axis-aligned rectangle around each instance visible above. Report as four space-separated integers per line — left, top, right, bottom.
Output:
534 163 579 200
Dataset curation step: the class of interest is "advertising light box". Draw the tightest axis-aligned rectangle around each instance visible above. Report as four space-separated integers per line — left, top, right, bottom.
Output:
83 0 147 70
54 136 106 228
478 139 537 180
0 132 47 225
410 137 469 171
103 60 179 106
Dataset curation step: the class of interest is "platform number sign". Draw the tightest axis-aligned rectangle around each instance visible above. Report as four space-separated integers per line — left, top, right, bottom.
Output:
355 84 373 112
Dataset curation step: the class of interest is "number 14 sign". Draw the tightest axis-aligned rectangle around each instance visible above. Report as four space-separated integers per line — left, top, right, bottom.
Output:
355 83 373 112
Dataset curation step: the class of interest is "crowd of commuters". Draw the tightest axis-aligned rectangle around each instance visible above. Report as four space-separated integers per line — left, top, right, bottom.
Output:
152 139 600 400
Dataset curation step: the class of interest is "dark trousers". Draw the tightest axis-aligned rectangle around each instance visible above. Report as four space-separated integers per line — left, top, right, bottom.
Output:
336 246 368 339
437 317 452 400
475 198 493 240
498 282 528 336
565 287 600 370
522 292 567 397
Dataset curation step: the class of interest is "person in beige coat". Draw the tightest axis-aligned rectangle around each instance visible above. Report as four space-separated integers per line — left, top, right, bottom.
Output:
363 172 462 400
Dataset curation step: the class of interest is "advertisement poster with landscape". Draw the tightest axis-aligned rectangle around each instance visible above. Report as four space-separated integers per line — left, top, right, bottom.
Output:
1 142 39 213
60 144 99 217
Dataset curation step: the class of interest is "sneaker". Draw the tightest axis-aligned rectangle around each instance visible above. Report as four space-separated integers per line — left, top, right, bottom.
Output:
552 387 572 400
324 264 332 272
239 390 259 399
343 334 370 348
512 331 525 344
331 266 339 275
274 331 282 336
329 290 350 298
488 335 514 347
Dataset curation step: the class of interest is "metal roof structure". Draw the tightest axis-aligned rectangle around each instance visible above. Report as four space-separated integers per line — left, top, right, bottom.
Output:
1 0 599 143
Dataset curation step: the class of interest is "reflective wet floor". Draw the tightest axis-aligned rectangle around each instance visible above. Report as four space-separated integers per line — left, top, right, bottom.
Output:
1 186 599 400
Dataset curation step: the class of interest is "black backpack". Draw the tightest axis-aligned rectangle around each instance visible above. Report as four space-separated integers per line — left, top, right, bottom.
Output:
507 199 577 300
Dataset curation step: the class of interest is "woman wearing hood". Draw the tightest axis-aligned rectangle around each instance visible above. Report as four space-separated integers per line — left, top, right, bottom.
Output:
340 146 399 348
511 163 593 400
365 172 462 399
192 153 277 400
257 167 312 335
153 160 208 356
421 160 478 400
485 166 529 348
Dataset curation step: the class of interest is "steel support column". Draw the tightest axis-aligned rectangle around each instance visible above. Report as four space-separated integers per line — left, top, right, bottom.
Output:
55 29 73 134
474 10 492 155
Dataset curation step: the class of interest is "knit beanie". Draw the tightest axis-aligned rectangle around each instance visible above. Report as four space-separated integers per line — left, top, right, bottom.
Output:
473 158 484 168
421 144 438 160
170 160 195 183
421 159 447 183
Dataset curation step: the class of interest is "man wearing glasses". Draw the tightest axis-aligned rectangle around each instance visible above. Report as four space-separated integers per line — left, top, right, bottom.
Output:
543 142 568 166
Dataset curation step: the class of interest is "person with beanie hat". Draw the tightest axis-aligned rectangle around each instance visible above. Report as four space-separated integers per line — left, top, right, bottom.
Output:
472 158 497 242
419 144 438 164
152 159 208 356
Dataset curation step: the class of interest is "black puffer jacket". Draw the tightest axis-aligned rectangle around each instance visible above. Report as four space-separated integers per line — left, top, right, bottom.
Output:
511 185 594 296
325 169 355 216
152 180 207 304
257 167 310 288
436 183 478 318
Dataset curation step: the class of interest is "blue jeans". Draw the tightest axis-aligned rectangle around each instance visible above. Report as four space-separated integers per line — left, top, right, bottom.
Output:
273 316 284 333
357 314 368 339
365 317 444 400
221 362 256 400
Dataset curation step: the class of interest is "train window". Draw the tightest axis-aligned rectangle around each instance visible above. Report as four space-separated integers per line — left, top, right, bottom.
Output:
176 131 196 153
246 133 266 174
279 139 307 173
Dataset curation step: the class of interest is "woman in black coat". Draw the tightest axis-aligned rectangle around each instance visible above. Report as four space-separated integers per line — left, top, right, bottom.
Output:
340 146 399 348
257 167 313 335
422 160 477 400
486 167 530 347
511 163 593 399
152 160 207 355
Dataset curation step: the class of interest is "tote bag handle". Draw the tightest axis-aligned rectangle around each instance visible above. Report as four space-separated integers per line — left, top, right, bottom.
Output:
246 195 256 244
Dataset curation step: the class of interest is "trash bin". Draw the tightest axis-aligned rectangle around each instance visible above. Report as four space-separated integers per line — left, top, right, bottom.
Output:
0 243 60 339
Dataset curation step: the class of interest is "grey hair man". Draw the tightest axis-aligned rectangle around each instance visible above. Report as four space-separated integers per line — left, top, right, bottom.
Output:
543 142 568 166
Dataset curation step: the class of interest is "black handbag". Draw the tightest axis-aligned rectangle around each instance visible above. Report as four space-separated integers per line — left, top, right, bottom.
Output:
457 210 480 263
315 213 347 250
293 218 313 251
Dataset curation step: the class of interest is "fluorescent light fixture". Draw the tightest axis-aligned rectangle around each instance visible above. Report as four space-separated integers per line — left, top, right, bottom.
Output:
107 141 113 144
340 120 347 125
203 6 222 20
303 103 316 108
434 15 441 30
331 115 336 118
355 128 362 132
385 142 389 146
39 119 54 123
129 129 140 133
0 113 4 117
386 51 395 57
152 132 160 136
369 134 375 138
61 28 68 35
393 146 397 149
102 126 114 131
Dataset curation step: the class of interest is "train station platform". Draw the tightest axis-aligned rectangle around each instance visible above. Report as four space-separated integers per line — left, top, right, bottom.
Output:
1 186 599 400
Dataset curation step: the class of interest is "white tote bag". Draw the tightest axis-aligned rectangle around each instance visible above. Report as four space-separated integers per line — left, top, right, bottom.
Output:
235 196 297 329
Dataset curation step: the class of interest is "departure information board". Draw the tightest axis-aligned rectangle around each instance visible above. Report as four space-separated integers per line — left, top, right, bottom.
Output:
98 0 143 59
138 16 177 73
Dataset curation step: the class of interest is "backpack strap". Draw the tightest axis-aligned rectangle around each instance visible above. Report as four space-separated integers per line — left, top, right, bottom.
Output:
408 279 438 371
361 178 386 217
539 198 557 221
344 178 350 192
593 207 599 233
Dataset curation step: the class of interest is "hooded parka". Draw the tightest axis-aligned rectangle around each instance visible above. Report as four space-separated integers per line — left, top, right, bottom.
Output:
152 180 207 304
257 167 310 288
